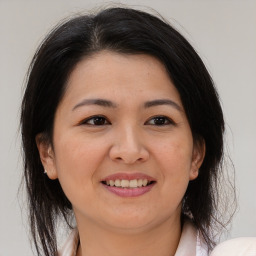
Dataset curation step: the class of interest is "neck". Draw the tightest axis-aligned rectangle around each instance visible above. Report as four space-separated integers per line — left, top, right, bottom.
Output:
76 214 182 256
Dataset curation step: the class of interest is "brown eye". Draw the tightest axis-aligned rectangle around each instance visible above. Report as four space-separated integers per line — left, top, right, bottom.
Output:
82 116 110 126
146 116 174 126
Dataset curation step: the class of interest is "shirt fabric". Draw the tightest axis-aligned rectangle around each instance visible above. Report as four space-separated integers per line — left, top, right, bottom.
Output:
210 237 256 256
58 220 208 256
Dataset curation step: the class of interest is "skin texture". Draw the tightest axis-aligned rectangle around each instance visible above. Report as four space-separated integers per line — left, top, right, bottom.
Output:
37 51 205 256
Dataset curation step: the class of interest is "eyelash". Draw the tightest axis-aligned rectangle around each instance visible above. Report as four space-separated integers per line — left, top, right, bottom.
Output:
145 116 175 126
80 115 111 126
80 115 175 127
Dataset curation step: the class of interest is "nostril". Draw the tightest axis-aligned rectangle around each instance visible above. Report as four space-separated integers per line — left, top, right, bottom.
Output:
109 144 149 164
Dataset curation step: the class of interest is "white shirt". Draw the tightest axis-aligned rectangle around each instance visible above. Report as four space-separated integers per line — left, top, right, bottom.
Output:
210 237 256 256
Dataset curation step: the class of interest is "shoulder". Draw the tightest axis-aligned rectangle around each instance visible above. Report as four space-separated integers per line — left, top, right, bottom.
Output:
210 237 256 256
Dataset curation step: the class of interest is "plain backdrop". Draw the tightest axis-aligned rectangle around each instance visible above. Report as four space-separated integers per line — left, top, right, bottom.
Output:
0 0 255 255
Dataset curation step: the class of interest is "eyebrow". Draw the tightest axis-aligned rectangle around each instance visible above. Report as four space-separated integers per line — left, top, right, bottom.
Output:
72 98 182 112
144 99 182 111
72 98 117 111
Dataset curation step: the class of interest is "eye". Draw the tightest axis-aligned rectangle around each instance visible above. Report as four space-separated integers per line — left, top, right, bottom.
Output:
145 116 174 126
81 115 110 126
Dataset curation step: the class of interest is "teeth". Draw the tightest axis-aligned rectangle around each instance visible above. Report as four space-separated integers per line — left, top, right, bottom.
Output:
121 180 130 188
105 179 151 188
129 179 137 188
142 179 148 187
114 179 121 187
137 179 143 187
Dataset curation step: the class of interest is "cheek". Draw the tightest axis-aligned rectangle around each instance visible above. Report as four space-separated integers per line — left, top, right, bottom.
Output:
52 135 105 200
153 135 193 172
54 133 105 170
152 135 193 200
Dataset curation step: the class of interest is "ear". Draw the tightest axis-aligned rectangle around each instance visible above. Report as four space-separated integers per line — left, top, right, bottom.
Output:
189 138 206 181
35 133 58 180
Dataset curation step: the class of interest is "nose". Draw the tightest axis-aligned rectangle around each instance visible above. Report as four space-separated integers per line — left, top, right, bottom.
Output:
109 125 149 164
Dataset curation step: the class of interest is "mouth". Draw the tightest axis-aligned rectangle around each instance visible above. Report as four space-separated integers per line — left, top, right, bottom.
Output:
101 179 155 188
101 173 156 197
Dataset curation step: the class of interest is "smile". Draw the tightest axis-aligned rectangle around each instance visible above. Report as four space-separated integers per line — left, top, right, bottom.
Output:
102 179 154 188
101 173 156 197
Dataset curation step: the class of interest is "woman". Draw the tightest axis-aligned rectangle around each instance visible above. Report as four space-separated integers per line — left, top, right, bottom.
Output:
20 7 234 256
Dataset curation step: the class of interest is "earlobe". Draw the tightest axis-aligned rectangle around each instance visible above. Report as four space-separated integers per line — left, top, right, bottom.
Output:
35 133 58 180
190 138 206 181
189 168 199 181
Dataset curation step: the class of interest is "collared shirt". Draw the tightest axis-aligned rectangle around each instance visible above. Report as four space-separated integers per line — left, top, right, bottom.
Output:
58 220 208 256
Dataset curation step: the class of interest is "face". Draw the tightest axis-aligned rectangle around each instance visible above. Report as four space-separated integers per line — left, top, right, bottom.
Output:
37 51 204 233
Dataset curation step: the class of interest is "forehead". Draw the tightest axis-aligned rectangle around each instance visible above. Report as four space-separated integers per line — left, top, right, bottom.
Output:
62 50 182 106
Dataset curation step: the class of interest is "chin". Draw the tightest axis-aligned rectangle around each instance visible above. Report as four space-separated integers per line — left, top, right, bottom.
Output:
101 210 162 233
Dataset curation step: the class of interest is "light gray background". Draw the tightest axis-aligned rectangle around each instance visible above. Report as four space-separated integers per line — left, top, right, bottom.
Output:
0 0 255 255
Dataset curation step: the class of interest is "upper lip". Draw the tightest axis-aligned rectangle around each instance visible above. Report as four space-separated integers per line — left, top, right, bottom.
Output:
101 173 156 182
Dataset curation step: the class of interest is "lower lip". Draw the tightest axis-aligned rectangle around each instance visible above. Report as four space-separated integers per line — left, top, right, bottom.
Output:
102 183 155 197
